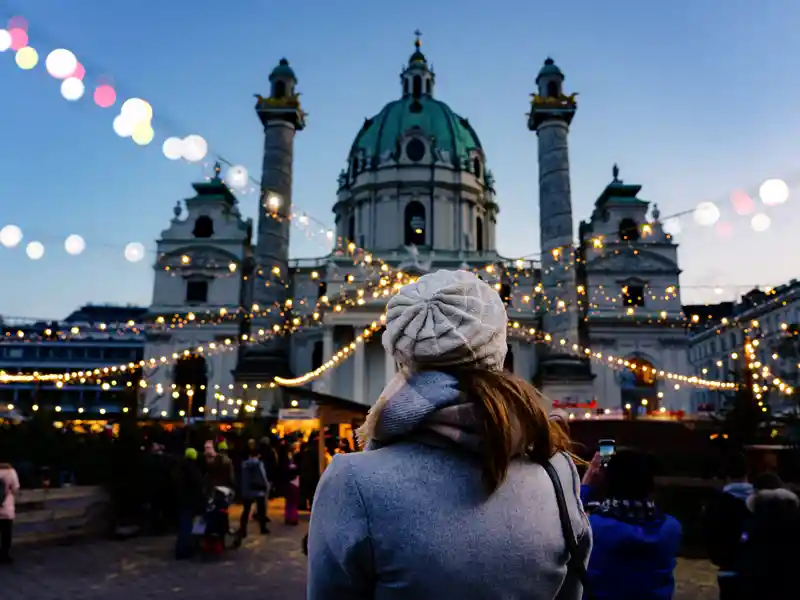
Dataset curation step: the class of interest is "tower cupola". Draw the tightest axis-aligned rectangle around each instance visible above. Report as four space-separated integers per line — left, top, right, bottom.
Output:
269 58 297 100
401 30 435 98
536 57 564 98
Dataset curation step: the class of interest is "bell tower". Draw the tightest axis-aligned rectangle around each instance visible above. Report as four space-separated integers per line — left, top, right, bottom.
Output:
236 58 306 383
527 57 594 403
401 30 435 98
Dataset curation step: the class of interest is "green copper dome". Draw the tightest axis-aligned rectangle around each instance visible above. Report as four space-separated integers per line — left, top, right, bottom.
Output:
349 95 483 168
536 57 563 83
270 58 296 81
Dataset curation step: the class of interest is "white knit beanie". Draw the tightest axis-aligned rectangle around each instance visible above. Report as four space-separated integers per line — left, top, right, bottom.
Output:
382 269 508 371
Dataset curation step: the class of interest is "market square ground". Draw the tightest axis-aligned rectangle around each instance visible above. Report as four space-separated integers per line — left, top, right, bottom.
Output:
4 500 718 600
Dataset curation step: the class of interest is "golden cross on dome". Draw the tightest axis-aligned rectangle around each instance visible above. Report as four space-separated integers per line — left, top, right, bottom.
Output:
414 29 422 48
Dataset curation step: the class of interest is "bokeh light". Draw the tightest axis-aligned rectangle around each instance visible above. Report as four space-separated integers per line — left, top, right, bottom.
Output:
60 77 84 101
121 98 153 123
225 165 249 189
694 202 720 227
751 213 771 233
71 62 85 80
93 84 116 108
113 114 134 138
45 49 77 79
0 30 11 52
266 194 282 211
9 28 27 51
162 137 184 160
15 46 38 70
124 242 145 263
759 178 789 206
181 135 208 162
26 241 44 260
131 122 155 146
64 234 85 256
730 190 754 216
0 224 23 248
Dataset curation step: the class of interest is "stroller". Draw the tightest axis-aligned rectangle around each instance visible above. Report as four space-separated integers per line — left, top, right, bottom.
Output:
199 486 235 558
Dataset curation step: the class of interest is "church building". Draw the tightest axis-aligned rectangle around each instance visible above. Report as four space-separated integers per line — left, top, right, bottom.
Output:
141 36 692 419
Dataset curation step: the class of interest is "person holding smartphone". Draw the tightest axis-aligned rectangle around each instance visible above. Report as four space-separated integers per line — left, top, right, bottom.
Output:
580 448 682 600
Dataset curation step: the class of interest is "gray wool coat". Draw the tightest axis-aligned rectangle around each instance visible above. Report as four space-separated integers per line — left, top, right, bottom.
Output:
307 443 591 600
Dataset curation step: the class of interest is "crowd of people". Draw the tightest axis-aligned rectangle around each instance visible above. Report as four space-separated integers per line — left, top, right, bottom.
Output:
1 268 799 600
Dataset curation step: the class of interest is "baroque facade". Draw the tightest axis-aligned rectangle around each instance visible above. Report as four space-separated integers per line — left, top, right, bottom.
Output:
142 38 693 417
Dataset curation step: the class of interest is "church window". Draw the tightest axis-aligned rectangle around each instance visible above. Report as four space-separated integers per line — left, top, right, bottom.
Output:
192 216 214 238
352 157 359 174
347 215 355 243
473 157 482 179
504 344 514 373
273 80 286 98
185 280 208 304
476 217 484 252
318 281 327 299
312 341 323 371
404 201 426 246
412 75 422 98
623 284 645 307
546 81 559 98
403 79 409 95
500 283 512 306
405 138 426 162
618 218 640 242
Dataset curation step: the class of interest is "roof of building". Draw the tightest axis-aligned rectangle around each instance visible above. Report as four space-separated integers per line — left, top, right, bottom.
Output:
269 58 296 82
64 304 148 324
536 57 563 83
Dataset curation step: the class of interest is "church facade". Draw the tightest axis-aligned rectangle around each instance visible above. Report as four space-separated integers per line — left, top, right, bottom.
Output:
141 38 692 419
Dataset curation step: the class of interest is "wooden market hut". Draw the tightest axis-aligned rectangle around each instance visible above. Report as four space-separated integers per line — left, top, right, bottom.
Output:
282 387 370 476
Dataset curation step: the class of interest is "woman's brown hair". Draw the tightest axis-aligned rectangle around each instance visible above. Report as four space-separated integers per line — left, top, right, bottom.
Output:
444 368 575 494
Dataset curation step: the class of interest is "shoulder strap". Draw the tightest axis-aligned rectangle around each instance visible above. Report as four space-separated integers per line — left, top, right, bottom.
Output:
541 459 592 599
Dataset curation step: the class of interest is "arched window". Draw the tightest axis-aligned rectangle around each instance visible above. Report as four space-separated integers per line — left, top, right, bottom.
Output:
425 79 431 95
618 218 640 242
473 158 482 178
193 216 214 238
546 81 559 98
404 201 426 246
172 355 208 417
273 80 286 98
476 217 484 252
312 341 324 370
504 344 515 373
412 75 422 97
318 281 327 299
352 157 359 174
347 215 355 243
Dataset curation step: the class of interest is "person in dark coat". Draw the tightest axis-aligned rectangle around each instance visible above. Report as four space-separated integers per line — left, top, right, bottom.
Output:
174 448 205 559
258 437 279 499
299 438 320 511
202 440 235 492
740 473 800 600
704 453 754 600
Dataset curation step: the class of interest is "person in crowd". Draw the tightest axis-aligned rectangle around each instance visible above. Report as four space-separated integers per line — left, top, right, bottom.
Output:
203 440 235 491
258 437 278 502
336 438 353 454
307 270 591 600
740 472 800 600
238 446 270 538
174 447 205 560
0 461 20 565
283 446 301 526
704 454 753 600
299 438 320 511
145 442 176 534
580 448 682 600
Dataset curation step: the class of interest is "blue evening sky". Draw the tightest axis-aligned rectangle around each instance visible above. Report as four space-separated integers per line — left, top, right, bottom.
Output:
1 0 799 320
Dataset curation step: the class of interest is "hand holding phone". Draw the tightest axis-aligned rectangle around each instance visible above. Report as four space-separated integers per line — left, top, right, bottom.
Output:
598 439 615 466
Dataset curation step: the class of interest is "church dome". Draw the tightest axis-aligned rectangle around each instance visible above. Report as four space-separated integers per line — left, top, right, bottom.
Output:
349 96 483 168
346 35 484 172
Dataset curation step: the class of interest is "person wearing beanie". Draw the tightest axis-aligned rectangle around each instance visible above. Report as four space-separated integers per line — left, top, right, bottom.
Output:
307 270 591 600
174 446 205 560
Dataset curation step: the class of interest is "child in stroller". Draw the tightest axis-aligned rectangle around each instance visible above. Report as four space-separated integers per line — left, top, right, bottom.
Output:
200 486 235 558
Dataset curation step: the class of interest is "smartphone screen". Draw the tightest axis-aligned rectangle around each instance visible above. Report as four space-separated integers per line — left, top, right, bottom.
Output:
598 439 615 464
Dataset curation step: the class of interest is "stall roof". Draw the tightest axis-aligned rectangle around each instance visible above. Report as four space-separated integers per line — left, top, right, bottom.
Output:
287 388 371 416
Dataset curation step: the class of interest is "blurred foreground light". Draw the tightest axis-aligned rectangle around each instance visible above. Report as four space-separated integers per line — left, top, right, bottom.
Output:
694 202 720 227
0 224 23 248
15 46 38 70
751 213 771 233
60 77 85 101
759 178 789 206
162 137 184 160
64 234 85 255
26 241 44 260
181 135 208 162
46 49 78 79
124 242 146 262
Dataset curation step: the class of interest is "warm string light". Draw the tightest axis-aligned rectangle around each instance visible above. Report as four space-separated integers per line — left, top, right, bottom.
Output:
507 324 737 391
273 319 385 387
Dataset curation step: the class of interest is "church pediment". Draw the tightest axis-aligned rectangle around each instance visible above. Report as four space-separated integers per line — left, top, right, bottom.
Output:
587 247 678 274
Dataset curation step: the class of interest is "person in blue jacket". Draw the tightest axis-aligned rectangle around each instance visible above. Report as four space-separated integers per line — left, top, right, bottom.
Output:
580 448 683 600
